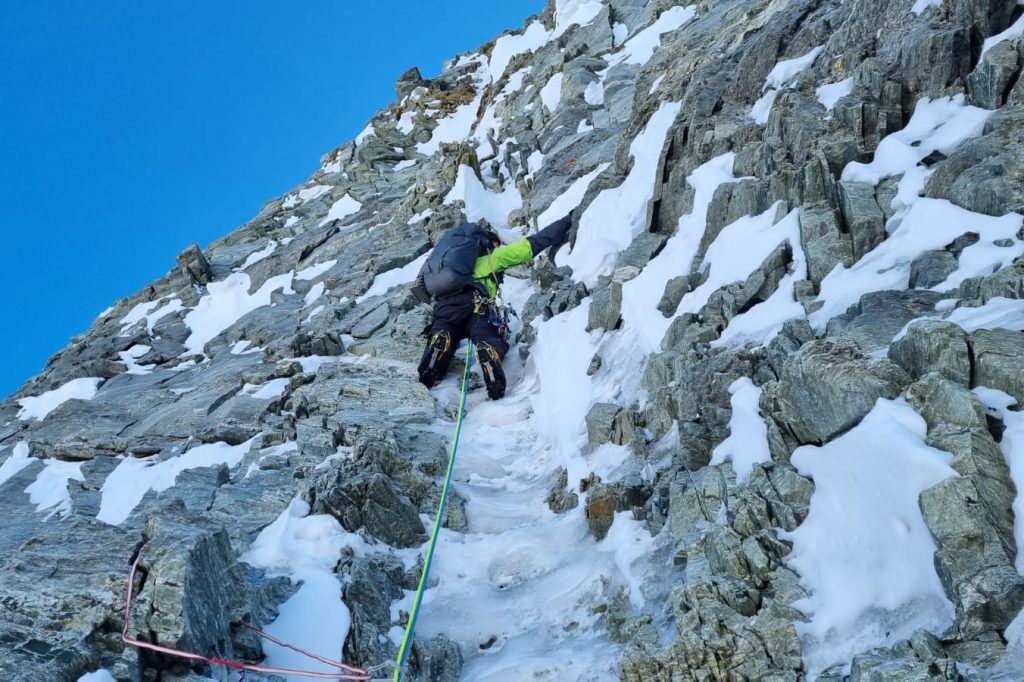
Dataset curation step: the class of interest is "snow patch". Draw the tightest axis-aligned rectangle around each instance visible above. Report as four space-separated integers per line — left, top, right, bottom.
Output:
911 0 942 13
554 0 605 37
295 260 337 281
751 46 825 124
606 6 697 68
18 377 104 421
784 399 957 677
241 498 368 680
816 78 853 111
0 442 34 488
97 440 254 525
26 459 84 520
444 165 523 229
241 241 277 269
183 272 295 355
77 672 117 682
982 12 1024 57
709 378 771 484
619 153 740 352
560 101 681 285
318 195 362 227
357 252 429 303
540 72 564 112
488 21 550 82
119 344 155 375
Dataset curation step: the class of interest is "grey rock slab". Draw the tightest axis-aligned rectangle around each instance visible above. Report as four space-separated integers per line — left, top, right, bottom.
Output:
979 260 1024 301
295 359 434 417
0 507 141 681
967 41 1021 110
769 339 910 444
921 476 1024 638
350 303 391 340
888 320 971 384
924 106 1024 217
198 394 276 445
138 506 258 663
587 280 623 332
824 289 947 353
617 232 668 273
120 353 263 443
909 250 958 289
901 25 973 96
343 553 407 667
838 181 886 260
175 243 214 286
971 328 1024 404
799 207 853 287
306 467 426 548
585 402 624 447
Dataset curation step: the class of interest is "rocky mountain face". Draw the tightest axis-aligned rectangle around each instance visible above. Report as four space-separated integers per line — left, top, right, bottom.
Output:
2 0 1024 680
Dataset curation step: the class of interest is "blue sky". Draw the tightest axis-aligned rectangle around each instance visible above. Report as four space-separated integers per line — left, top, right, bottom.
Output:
0 1 544 398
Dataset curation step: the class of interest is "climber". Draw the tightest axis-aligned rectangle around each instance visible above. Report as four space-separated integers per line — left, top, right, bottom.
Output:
411 213 573 399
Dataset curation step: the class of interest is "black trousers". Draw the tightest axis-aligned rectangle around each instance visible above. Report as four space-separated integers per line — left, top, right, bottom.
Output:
429 289 509 356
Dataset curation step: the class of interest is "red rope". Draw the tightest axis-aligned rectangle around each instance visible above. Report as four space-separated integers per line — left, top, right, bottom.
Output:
121 548 371 680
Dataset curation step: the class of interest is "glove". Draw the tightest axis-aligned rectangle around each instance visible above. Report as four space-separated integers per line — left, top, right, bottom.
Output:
527 213 573 255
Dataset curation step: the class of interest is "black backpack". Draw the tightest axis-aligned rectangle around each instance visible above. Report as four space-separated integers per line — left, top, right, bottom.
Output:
415 222 494 301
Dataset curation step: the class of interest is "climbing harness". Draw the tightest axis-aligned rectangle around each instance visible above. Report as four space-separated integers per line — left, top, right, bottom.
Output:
473 292 512 341
120 542 370 680
392 343 475 681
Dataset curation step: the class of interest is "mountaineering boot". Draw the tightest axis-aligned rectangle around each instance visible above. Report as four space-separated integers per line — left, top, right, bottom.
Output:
418 330 453 388
475 342 506 400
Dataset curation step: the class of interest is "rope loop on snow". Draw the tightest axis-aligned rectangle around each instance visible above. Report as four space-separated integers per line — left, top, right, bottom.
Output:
392 343 475 681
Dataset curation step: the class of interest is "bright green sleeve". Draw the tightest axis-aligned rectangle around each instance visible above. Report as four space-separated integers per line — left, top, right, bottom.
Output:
473 239 534 278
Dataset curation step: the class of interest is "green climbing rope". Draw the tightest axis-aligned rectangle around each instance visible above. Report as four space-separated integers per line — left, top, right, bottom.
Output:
392 344 474 681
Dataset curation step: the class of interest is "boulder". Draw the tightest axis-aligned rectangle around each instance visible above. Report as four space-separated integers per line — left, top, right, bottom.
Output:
588 280 623 331
585 482 618 541
176 243 214 286
908 250 958 289
888 320 971 384
825 290 947 353
768 340 910 444
971 328 1024 403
